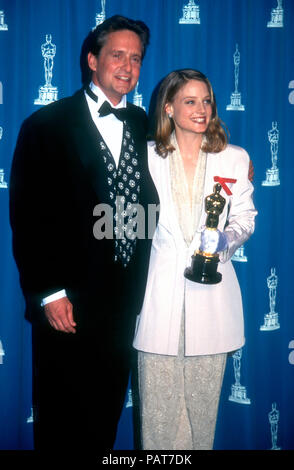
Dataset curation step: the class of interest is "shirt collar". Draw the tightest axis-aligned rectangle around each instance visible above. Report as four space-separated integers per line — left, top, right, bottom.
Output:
89 81 127 109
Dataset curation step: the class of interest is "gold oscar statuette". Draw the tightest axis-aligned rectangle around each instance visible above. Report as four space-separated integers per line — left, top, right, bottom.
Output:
184 183 225 284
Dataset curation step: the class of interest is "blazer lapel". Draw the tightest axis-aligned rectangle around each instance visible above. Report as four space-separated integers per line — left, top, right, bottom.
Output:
190 152 220 248
193 151 230 237
201 152 216 226
160 156 186 246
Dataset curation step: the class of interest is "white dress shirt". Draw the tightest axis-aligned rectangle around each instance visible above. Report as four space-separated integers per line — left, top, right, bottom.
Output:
41 82 126 306
85 81 126 166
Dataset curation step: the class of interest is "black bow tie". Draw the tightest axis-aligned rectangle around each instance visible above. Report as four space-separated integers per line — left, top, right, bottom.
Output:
98 100 128 121
85 86 128 122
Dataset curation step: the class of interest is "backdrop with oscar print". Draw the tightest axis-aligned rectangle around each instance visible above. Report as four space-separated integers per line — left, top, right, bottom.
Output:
0 0 293 450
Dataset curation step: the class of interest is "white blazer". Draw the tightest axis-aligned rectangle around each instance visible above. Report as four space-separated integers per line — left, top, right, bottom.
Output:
133 142 257 356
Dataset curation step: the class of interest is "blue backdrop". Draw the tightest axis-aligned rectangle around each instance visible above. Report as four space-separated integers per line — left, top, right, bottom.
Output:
0 0 293 451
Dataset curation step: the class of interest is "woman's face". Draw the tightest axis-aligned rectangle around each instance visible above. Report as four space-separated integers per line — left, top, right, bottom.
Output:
166 79 213 137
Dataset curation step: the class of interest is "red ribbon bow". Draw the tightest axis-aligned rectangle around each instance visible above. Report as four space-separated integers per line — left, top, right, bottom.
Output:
214 176 237 196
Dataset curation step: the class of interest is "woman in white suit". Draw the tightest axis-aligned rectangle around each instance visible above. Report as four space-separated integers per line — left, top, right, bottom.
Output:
133 69 257 450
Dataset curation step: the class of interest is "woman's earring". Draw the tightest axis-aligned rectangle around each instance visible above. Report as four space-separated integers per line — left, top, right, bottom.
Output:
168 113 173 119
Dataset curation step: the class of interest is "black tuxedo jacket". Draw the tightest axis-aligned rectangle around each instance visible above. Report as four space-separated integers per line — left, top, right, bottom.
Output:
9 89 159 332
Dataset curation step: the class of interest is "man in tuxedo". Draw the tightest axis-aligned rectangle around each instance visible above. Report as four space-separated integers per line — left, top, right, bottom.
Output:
9 15 158 454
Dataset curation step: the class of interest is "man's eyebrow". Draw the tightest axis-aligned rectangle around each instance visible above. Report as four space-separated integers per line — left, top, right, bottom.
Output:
111 48 142 57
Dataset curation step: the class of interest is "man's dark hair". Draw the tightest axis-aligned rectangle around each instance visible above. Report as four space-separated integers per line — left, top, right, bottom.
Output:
80 15 150 86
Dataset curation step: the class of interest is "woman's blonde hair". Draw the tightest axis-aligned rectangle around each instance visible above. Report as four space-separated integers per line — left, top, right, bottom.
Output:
154 69 229 157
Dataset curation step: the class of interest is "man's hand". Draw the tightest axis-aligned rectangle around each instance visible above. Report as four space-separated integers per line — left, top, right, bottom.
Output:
44 297 76 333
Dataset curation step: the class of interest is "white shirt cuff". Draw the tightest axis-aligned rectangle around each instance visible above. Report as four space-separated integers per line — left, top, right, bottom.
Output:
41 289 67 306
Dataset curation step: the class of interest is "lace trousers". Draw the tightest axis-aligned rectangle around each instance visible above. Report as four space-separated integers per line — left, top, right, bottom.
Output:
137 314 227 450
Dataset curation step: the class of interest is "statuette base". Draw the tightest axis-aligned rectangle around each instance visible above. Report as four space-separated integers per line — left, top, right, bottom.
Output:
229 384 251 405
34 85 58 105
184 252 222 284
262 168 280 186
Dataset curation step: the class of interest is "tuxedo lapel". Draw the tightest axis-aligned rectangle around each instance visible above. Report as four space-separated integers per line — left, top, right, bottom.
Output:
124 103 151 206
125 103 147 156
67 92 156 217
68 90 115 205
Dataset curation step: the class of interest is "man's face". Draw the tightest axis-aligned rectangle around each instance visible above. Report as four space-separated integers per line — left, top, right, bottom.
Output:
88 29 143 106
